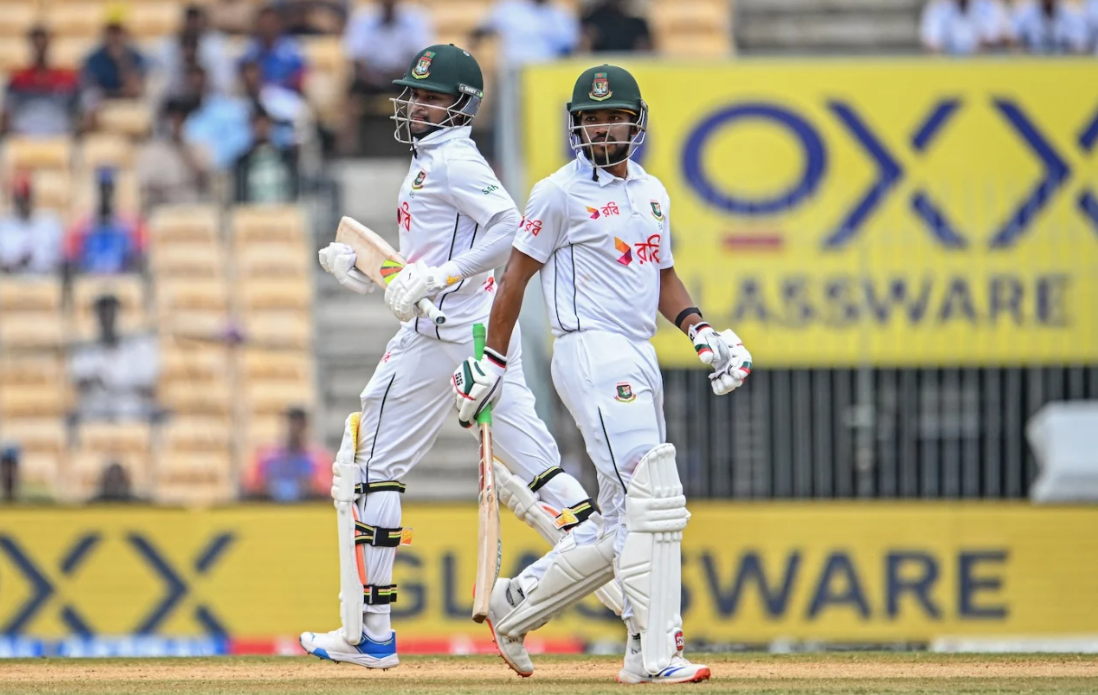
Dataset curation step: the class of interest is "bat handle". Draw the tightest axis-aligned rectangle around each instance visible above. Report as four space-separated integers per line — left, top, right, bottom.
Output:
418 298 446 325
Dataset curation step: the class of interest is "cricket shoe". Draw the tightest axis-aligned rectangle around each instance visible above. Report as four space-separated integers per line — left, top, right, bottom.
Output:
486 577 534 677
299 628 399 669
616 633 711 684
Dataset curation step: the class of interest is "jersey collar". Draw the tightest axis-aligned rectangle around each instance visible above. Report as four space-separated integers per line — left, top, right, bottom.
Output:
414 125 472 150
575 153 648 187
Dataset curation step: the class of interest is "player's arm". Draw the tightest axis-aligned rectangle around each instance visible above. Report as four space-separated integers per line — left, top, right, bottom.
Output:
486 248 542 355
655 199 752 396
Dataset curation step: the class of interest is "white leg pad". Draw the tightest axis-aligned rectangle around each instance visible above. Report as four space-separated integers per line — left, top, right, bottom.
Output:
494 516 616 638
332 412 364 645
494 459 624 616
618 443 689 675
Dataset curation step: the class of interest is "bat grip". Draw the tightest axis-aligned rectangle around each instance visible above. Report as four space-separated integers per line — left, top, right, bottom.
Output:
418 298 446 325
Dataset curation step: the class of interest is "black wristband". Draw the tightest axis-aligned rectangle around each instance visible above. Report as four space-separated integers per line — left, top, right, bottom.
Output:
674 307 702 331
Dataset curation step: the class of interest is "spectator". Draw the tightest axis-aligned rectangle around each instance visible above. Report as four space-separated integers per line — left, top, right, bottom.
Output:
1 446 18 503
182 65 253 170
239 58 310 148
920 0 1011 54
69 293 159 422
1011 0 1090 54
471 0 580 66
88 462 139 502
1 26 81 136
234 107 300 203
0 174 64 275
239 7 307 93
342 0 432 152
154 5 233 100
581 0 653 53
83 20 147 101
244 408 330 503
66 168 146 275
136 99 212 209
1088 0 1098 50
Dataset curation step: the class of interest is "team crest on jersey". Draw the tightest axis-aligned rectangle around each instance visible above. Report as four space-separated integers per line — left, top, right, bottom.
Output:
650 200 663 220
615 382 636 403
380 260 404 285
412 170 426 190
590 72 612 102
412 51 434 79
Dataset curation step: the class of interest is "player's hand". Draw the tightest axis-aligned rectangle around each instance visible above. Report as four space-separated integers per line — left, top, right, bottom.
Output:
689 322 751 396
423 261 461 294
384 260 431 321
318 242 373 295
452 348 507 428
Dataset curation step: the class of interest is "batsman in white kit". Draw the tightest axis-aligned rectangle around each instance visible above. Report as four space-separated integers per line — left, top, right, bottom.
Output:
300 45 623 668
451 65 752 684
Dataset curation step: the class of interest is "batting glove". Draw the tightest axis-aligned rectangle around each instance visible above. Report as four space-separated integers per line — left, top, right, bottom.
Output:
318 242 373 295
689 322 752 396
452 347 507 428
384 260 431 322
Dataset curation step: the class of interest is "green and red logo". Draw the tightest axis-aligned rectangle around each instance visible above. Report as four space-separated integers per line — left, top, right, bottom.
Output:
650 200 663 220
413 51 435 79
590 72 612 102
412 170 426 190
615 382 636 403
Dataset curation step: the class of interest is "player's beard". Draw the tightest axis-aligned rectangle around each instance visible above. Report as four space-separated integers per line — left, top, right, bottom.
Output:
584 141 629 167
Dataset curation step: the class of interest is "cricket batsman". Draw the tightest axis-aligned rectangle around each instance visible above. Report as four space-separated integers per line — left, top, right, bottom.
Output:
301 45 622 669
451 64 752 684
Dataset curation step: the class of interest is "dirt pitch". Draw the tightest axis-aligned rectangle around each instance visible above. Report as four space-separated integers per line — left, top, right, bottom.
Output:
2 653 1097 695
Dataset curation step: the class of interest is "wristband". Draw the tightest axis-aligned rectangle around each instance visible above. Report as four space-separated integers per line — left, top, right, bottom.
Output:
674 307 702 331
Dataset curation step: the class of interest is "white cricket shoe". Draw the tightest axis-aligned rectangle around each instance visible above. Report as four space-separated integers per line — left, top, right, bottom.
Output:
486 577 534 677
299 628 400 669
617 633 711 684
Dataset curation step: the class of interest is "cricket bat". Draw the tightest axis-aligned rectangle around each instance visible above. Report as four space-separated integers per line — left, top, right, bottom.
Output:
335 215 446 325
471 323 502 623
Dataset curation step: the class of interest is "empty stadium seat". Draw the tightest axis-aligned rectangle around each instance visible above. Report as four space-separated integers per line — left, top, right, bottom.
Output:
235 245 310 280
44 2 106 37
150 243 227 279
95 100 154 138
76 420 152 454
0 278 63 312
0 35 31 72
1 418 67 497
650 0 730 33
239 348 312 384
0 3 40 38
162 417 233 453
658 30 733 57
154 451 235 505
159 377 233 415
72 274 146 314
32 169 72 215
156 278 231 335
159 343 230 383
80 133 136 171
0 318 66 350
426 0 490 37
244 379 315 416
50 36 96 70
0 356 64 387
238 280 311 313
128 3 180 38
240 313 311 350
231 205 308 246
3 136 72 173
149 205 221 246
0 279 66 350
0 383 67 418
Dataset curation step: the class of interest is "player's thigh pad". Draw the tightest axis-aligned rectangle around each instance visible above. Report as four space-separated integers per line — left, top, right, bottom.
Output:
494 515 617 638
618 443 689 675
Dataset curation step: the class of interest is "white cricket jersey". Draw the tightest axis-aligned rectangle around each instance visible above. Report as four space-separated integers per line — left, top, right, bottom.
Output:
396 125 517 341
514 155 673 342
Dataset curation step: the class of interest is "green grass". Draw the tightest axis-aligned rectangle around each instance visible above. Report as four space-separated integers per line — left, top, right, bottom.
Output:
1 653 1096 695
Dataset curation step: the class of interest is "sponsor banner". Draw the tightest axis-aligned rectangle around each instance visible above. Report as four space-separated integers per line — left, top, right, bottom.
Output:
521 60 1098 366
1 504 1096 644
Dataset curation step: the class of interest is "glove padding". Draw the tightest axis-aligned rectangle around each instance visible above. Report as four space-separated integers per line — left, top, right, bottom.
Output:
384 260 461 322
318 242 373 295
452 347 507 428
689 322 752 396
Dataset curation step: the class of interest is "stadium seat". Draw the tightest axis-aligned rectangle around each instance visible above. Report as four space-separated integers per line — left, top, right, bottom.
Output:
650 0 730 33
128 2 180 38
0 356 64 387
235 244 310 280
150 242 227 279
156 278 231 336
81 133 136 171
44 2 107 37
32 169 72 215
421 0 490 35
0 35 31 72
231 205 308 246
244 380 315 418
154 451 235 505
149 205 221 246
72 273 146 315
0 383 67 418
0 317 65 351
159 343 231 383
76 420 152 453
2 136 72 173
238 280 312 313
95 99 154 138
50 36 96 71
238 348 313 384
241 313 311 350
73 168 140 216
3 418 67 497
0 278 63 312
69 449 150 499
658 30 733 57
0 3 40 38
159 376 233 415
162 417 233 453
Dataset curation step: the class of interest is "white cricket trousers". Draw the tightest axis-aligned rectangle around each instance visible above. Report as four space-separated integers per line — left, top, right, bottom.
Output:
549 330 667 621
350 324 591 638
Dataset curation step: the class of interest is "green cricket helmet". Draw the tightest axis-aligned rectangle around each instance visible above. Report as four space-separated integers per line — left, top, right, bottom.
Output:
392 44 485 145
567 64 648 168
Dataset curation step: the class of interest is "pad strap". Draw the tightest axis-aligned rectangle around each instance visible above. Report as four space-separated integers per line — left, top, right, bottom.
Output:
355 480 406 495
528 466 564 494
555 498 597 531
354 522 407 548
364 584 398 605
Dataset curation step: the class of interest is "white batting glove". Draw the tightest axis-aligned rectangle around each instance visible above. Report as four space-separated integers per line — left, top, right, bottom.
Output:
689 322 752 396
384 260 431 322
318 242 373 295
452 347 507 428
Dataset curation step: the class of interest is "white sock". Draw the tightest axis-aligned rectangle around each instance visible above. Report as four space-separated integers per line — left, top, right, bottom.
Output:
364 612 391 641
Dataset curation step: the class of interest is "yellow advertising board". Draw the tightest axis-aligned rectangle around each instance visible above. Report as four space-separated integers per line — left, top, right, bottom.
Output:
521 60 1098 366
1 503 1097 644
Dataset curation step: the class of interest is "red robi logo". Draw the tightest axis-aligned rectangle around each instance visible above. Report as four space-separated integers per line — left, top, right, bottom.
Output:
674 630 684 652
397 201 411 232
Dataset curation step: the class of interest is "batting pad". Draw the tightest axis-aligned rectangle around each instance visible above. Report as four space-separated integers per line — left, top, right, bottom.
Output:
333 413 364 645
494 460 624 616
619 443 689 675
